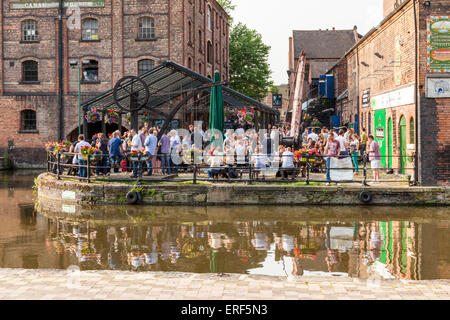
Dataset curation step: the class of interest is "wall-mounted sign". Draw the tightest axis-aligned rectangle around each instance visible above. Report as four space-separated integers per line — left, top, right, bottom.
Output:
371 84 415 110
272 94 282 107
11 1 105 9
362 89 370 108
426 77 450 98
376 127 384 140
427 16 450 73
61 190 76 200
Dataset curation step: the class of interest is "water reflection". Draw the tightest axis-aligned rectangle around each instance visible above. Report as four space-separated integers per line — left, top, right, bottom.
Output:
0 171 449 280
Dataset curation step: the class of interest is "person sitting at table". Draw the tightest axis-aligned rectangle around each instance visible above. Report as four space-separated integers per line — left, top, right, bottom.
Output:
281 147 296 180
207 145 223 180
235 139 246 166
252 146 267 180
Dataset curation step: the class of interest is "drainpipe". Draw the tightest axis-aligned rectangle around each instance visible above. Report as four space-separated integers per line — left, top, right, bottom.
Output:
413 0 419 185
58 0 64 141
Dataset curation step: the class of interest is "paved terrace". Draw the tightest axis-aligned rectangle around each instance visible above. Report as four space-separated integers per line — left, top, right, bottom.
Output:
0 269 448 300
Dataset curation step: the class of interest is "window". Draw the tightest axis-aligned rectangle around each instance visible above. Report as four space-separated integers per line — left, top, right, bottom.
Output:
198 30 202 49
207 6 212 30
207 41 213 64
188 57 192 69
216 13 219 29
138 17 155 40
410 117 415 144
198 62 202 73
22 60 38 82
81 19 98 41
199 0 203 13
138 59 155 76
215 43 219 62
81 59 98 82
22 20 38 42
188 21 192 44
20 110 37 131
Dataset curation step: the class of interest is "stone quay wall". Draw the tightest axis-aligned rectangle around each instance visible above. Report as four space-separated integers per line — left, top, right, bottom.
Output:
36 173 449 206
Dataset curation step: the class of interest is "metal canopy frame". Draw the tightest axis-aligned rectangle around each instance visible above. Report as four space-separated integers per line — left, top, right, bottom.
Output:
81 60 278 115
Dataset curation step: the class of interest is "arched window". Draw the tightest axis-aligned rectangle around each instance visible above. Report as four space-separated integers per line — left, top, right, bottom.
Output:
20 110 37 131
187 57 192 69
207 6 212 30
198 62 202 73
188 21 192 43
81 59 98 82
138 59 155 76
410 117 415 144
22 20 38 42
207 41 213 64
22 60 38 82
138 17 155 40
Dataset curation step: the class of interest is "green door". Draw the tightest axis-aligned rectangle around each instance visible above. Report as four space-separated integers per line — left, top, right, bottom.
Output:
399 116 407 174
388 118 392 169
374 110 386 168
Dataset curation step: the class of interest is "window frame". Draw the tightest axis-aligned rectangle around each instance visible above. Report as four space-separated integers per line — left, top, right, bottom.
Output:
81 59 99 84
138 59 155 76
137 17 155 41
207 41 213 65
19 109 38 133
81 18 99 41
21 60 39 83
21 19 39 42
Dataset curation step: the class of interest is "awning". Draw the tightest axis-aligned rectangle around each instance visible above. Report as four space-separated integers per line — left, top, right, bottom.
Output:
81 60 278 115
336 89 348 101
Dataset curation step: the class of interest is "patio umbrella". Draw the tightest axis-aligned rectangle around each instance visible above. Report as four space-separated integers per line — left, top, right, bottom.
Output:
209 72 224 145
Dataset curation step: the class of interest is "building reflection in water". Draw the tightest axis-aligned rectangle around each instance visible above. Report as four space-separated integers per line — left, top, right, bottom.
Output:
42 216 446 280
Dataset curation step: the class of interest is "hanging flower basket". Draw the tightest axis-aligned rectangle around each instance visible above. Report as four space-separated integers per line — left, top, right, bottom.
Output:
85 108 101 123
142 112 151 124
80 146 96 160
105 109 119 124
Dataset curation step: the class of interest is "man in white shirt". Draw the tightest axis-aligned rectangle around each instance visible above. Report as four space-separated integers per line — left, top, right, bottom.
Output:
130 129 143 178
281 147 295 179
307 128 319 142
144 130 158 176
74 134 91 178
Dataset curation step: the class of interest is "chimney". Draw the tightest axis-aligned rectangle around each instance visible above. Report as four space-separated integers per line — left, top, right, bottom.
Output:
288 36 294 73
353 25 359 43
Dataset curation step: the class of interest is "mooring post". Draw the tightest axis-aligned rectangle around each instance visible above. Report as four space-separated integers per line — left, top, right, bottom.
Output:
193 164 197 184
87 155 91 183
57 153 61 180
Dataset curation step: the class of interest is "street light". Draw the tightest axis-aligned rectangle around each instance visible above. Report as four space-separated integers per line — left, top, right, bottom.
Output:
69 59 81 135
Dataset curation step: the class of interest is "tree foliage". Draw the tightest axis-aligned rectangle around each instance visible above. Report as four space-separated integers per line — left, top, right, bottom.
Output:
216 0 235 18
229 22 273 102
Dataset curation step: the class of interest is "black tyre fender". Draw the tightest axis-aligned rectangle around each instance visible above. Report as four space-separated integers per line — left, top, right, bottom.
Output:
126 191 139 204
359 190 372 204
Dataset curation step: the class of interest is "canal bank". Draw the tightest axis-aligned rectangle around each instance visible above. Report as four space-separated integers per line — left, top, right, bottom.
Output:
37 173 449 206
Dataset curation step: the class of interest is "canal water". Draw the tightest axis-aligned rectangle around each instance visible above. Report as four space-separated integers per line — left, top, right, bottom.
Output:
1 171 448 280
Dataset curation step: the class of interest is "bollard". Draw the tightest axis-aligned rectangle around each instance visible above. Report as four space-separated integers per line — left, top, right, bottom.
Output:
193 164 197 184
87 155 91 183
57 153 61 180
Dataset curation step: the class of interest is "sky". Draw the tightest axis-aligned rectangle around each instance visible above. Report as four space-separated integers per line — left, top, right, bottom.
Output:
231 0 383 85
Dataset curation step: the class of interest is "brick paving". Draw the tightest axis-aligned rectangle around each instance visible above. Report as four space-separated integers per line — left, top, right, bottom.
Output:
0 269 448 300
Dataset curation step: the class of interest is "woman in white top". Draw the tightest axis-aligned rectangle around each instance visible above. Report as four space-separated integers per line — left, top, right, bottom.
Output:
235 140 246 165
251 146 267 180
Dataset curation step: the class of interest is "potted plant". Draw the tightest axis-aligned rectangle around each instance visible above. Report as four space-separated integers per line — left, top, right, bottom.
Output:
105 109 119 124
142 112 151 125
85 107 101 123
80 146 96 160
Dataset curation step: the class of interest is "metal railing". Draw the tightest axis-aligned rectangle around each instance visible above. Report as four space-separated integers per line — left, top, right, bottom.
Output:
46 151 418 187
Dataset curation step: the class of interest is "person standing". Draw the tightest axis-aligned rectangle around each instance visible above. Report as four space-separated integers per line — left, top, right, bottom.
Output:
368 135 381 183
302 128 309 146
169 129 181 174
144 130 158 176
308 128 319 142
360 128 368 156
324 134 340 185
350 134 360 175
336 129 348 156
158 131 171 175
109 131 123 173
74 134 91 178
95 133 109 176
130 129 143 178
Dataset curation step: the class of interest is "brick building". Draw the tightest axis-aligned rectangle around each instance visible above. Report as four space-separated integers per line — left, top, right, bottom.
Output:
0 0 229 167
287 28 360 116
262 84 289 122
326 0 450 185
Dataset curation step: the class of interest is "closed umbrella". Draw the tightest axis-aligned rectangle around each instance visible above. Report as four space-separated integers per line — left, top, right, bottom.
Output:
209 72 224 145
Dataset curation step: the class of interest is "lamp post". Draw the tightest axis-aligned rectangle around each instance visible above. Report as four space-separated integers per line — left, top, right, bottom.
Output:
69 60 81 135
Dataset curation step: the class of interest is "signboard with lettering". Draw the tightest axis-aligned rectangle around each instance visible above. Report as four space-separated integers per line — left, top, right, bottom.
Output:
371 84 414 110
427 16 450 73
272 94 282 107
426 77 450 98
11 1 105 9
361 89 370 108
376 127 384 140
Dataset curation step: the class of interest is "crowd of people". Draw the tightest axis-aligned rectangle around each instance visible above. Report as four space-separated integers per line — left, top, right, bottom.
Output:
59 121 381 184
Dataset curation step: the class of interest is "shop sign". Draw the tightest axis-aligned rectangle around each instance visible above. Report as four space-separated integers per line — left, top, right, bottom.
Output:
426 77 450 98
362 89 370 108
371 84 415 110
427 16 450 73
11 1 105 9
376 127 384 140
